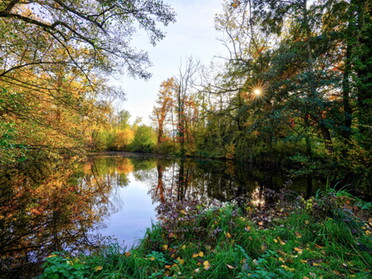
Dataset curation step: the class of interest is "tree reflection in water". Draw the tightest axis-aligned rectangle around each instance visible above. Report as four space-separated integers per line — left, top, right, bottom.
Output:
0 157 117 278
0 154 321 278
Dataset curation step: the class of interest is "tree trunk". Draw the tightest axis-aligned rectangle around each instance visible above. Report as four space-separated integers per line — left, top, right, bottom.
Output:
320 124 334 154
342 44 352 141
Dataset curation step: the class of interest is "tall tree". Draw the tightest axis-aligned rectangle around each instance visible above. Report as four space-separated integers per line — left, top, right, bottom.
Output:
152 78 176 144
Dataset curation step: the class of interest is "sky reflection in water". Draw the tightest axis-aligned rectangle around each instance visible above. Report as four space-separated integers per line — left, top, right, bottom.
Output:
99 173 158 248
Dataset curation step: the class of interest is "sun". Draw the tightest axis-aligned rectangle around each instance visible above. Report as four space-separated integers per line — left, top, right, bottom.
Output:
253 88 262 97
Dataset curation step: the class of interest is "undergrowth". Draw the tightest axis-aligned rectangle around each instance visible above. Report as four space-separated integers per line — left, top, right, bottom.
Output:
41 189 371 279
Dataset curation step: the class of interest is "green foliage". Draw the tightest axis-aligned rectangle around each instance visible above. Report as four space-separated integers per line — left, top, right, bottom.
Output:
154 140 178 154
42 190 371 278
129 125 156 153
0 121 27 164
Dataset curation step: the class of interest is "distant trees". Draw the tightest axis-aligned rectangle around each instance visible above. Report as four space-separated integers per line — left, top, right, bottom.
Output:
0 0 175 164
91 110 156 153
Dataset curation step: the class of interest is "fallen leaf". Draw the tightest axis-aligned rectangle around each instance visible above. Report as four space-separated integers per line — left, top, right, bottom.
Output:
192 251 204 258
94 266 103 272
124 251 131 257
226 232 231 238
294 247 303 254
203 260 211 270
281 265 294 271
226 264 235 269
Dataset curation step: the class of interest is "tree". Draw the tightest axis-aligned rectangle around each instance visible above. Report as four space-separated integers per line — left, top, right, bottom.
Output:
152 78 176 144
175 57 201 157
0 0 176 80
129 125 156 152
0 0 175 163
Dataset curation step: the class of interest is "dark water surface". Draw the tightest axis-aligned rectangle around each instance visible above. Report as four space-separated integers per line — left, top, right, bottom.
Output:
0 153 338 278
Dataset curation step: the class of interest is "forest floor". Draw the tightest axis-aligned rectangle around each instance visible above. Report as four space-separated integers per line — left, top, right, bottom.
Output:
41 189 371 279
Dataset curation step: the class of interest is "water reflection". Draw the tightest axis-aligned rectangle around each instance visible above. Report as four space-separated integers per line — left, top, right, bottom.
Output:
0 158 114 278
0 154 323 278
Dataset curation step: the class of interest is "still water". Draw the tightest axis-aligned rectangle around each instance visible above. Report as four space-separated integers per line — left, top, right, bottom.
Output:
90 155 323 248
1 153 325 277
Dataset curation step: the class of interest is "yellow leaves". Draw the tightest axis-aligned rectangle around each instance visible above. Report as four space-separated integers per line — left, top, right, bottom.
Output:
294 247 303 254
47 254 57 258
177 257 184 265
203 260 211 270
274 237 286 245
149 256 155 261
180 210 187 215
162 244 168 251
225 232 231 238
231 0 240 8
295 231 302 238
181 245 186 250
94 266 103 272
244 226 251 232
281 265 295 272
192 251 204 258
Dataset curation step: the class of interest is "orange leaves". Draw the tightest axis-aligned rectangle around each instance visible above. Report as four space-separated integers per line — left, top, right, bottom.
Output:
30 208 42 215
294 247 303 254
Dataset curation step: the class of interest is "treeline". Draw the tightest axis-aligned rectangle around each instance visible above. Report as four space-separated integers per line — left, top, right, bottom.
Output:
148 0 371 184
90 110 157 153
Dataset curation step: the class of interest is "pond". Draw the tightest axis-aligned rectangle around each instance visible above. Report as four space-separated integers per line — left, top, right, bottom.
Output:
0 153 340 278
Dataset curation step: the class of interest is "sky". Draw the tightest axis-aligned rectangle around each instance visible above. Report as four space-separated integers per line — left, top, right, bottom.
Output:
111 0 229 125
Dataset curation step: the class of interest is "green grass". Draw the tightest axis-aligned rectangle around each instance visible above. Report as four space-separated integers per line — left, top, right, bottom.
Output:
41 191 371 278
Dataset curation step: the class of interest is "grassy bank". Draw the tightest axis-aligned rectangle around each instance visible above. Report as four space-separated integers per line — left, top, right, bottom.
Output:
41 190 371 278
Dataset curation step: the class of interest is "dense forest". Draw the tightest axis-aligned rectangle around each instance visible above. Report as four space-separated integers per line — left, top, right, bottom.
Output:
91 1 371 187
